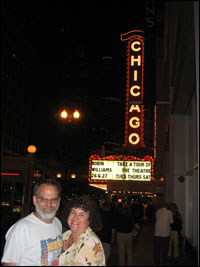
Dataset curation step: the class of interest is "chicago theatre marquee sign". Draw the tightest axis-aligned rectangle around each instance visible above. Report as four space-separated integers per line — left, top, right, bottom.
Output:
88 30 155 185
89 154 153 182
120 30 145 148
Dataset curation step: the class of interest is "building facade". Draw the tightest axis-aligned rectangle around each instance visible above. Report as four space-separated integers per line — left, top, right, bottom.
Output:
1 0 35 156
156 1 199 251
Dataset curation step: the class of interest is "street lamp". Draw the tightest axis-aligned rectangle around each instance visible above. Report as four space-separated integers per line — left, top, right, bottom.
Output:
61 110 68 119
27 145 36 154
60 109 80 122
71 173 76 179
56 173 62 179
73 110 80 119
22 145 36 217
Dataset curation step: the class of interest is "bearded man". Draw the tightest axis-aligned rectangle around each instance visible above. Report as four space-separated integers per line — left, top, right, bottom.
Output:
1 179 62 266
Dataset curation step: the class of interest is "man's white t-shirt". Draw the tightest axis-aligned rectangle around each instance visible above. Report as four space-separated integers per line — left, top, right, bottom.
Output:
154 207 173 237
1 213 62 266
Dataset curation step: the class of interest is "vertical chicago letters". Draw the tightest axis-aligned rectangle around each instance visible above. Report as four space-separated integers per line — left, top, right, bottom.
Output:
121 30 145 148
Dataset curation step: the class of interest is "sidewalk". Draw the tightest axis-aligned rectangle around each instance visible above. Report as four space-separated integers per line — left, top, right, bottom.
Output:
107 223 198 266
132 223 155 266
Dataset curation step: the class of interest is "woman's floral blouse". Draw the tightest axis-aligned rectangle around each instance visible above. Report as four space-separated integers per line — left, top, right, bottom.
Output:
59 227 106 266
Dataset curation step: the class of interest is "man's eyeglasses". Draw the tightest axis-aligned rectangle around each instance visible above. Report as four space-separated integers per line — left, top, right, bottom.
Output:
37 196 59 204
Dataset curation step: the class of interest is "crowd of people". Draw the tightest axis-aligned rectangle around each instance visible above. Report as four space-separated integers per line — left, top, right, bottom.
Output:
1 179 183 266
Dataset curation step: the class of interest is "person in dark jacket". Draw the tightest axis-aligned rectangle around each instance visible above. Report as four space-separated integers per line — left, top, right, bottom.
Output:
97 201 114 263
116 200 134 266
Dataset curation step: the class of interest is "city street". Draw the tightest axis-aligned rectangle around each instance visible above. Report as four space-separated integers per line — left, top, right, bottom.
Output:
1 1 199 264
107 222 198 266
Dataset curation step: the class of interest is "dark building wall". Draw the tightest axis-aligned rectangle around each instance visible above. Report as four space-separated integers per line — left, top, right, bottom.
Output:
1 1 35 156
155 1 198 250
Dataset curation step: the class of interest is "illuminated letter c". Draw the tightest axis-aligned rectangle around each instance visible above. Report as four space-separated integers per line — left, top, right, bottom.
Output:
130 85 140 97
131 41 141 52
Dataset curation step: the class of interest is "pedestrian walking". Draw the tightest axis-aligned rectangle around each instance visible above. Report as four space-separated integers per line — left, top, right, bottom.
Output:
168 202 183 263
116 200 134 266
97 201 114 264
154 201 173 266
145 200 155 224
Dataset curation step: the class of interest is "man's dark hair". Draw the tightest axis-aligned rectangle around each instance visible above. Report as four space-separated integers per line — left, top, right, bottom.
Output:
33 179 61 197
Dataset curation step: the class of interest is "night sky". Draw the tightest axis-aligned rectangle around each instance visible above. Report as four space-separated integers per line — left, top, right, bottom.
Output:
31 1 146 97
24 1 155 167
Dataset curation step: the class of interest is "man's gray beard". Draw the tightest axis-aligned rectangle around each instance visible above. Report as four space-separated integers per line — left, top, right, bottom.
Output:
35 202 59 221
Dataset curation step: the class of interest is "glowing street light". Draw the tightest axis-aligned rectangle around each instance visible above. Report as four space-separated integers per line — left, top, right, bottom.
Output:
56 173 62 178
27 145 36 154
71 173 76 179
60 110 68 119
60 109 81 122
73 110 80 119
